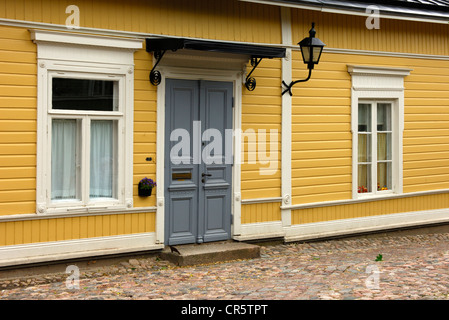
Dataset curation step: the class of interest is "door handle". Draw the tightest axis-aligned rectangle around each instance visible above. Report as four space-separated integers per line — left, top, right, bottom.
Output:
202 173 212 183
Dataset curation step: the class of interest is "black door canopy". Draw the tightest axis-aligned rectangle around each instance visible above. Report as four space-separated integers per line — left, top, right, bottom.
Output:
145 37 286 59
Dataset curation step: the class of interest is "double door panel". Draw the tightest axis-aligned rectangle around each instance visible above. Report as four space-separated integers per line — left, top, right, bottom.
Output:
165 79 233 245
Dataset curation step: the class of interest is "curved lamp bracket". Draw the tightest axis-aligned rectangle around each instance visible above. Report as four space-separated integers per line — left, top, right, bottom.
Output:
281 68 312 96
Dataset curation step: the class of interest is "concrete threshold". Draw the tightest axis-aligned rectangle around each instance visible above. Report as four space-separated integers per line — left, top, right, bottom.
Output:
159 241 260 266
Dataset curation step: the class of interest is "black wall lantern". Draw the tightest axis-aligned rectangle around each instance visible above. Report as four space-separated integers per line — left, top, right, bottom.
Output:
282 23 326 96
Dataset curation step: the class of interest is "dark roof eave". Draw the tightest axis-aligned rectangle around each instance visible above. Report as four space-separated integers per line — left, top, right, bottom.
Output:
145 38 286 59
261 0 449 21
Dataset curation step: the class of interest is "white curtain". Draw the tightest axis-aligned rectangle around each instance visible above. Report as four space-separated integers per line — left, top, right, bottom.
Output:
52 119 77 200
90 120 114 198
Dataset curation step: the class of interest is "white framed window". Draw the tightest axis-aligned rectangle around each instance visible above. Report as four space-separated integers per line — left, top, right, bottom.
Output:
48 73 123 209
32 30 142 214
348 65 411 199
357 100 395 195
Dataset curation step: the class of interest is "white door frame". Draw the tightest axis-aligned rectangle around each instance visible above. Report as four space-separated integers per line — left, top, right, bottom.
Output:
154 61 246 245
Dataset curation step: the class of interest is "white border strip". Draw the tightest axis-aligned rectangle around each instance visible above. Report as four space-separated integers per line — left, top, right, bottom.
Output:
0 207 157 222
280 6 293 228
0 232 163 267
233 221 284 241
285 208 449 242
326 47 449 61
30 29 143 49
0 17 448 61
241 197 283 204
282 188 449 210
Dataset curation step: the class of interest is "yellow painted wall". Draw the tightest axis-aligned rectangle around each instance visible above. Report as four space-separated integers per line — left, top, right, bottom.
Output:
291 50 449 206
0 24 158 215
0 25 36 216
291 49 352 205
241 202 282 224
0 212 155 246
0 0 282 44
0 0 284 239
0 0 284 203
292 192 449 225
1 1 449 233
241 58 282 200
0 24 157 246
133 48 157 208
291 8 449 55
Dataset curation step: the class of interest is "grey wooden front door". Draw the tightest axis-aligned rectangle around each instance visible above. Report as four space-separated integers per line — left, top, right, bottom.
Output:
165 79 233 245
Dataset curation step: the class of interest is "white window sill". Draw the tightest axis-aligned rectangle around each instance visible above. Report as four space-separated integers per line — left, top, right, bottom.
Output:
42 203 128 216
355 191 398 201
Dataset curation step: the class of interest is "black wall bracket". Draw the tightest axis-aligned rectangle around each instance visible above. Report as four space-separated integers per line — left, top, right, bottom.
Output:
245 57 263 91
281 68 312 96
149 50 166 86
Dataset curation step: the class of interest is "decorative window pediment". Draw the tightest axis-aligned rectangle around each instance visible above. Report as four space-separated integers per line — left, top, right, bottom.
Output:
348 65 412 91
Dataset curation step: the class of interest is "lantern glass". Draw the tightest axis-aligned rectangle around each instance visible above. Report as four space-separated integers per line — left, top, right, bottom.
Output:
300 46 310 64
312 46 323 63
300 43 324 65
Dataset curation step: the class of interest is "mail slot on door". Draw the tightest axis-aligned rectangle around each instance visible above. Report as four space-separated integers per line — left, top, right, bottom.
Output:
172 172 192 180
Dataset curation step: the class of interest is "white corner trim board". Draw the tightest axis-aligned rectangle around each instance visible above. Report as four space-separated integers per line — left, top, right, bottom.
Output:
0 233 162 268
284 207 449 242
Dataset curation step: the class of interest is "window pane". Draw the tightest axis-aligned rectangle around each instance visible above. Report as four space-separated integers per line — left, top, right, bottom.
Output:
358 164 371 193
377 132 392 161
377 162 392 191
52 78 118 111
90 120 117 199
52 119 78 200
358 104 371 132
377 103 391 131
358 133 372 163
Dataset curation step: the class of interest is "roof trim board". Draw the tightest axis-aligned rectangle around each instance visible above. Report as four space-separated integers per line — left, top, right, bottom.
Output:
240 0 449 23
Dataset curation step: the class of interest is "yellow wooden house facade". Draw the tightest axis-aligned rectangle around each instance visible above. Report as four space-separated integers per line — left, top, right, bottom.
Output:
1 0 449 266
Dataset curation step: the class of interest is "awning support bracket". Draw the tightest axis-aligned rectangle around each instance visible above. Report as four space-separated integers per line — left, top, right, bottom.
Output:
149 50 167 86
245 57 263 91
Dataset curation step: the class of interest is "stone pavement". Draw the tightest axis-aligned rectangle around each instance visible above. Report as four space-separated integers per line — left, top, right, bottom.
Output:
0 231 448 300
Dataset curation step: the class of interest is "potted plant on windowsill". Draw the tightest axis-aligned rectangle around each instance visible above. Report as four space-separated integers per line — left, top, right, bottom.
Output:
138 177 156 197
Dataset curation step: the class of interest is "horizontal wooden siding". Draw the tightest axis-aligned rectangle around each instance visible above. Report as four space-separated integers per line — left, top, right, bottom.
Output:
0 0 282 45
241 202 282 224
0 25 36 216
0 212 156 246
292 192 449 225
292 50 449 206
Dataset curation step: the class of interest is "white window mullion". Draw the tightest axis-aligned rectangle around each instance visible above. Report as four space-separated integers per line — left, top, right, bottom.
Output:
116 118 124 203
392 104 398 192
372 103 378 195
75 118 82 202
82 116 91 206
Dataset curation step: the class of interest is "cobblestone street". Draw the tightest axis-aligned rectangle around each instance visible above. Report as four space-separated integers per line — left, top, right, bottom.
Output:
0 232 448 300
